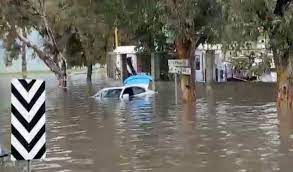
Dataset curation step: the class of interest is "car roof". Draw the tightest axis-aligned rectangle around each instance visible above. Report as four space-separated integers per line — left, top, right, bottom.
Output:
101 87 124 91
124 84 148 89
100 85 147 91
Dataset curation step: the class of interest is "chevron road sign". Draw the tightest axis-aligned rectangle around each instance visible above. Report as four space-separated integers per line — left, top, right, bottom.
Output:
11 79 46 161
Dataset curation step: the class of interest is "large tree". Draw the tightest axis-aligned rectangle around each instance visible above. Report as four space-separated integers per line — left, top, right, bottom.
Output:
0 0 71 87
60 0 114 82
162 0 222 103
0 0 114 84
222 0 293 113
0 1 31 78
116 0 222 103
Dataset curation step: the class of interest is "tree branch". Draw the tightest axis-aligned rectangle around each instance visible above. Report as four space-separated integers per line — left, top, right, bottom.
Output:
38 0 60 55
16 30 63 76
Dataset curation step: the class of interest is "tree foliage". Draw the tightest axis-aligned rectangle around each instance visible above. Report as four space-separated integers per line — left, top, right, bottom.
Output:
58 0 114 67
221 0 293 58
112 0 223 53
0 0 69 82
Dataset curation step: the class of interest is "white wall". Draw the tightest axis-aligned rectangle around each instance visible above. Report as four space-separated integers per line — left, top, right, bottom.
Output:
116 53 138 73
194 49 227 82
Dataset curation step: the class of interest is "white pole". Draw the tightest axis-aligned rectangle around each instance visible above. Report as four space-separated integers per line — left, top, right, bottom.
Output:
151 53 156 91
175 74 178 104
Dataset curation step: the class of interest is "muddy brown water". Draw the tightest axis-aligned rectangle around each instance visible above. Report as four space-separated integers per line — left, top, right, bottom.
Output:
1 73 293 172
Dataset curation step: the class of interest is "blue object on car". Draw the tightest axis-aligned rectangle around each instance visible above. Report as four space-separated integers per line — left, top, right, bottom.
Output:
124 74 153 87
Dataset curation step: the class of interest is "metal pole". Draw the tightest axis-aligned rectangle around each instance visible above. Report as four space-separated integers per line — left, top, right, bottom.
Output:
175 74 178 104
151 53 156 91
27 160 31 172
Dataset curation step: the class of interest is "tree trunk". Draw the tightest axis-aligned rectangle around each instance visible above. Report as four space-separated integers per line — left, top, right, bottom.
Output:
21 41 27 79
87 64 93 82
175 38 196 103
59 58 67 88
276 48 293 114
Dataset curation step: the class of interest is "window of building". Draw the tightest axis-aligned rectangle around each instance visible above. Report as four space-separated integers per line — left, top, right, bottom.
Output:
220 70 224 80
195 55 201 70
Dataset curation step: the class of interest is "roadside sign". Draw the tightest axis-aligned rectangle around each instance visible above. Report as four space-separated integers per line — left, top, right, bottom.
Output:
168 59 191 75
169 67 191 75
168 66 181 74
168 59 191 104
11 79 46 161
168 59 189 68
180 67 191 75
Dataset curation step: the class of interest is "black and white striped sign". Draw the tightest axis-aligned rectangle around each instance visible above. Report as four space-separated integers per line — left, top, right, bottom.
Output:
11 79 46 160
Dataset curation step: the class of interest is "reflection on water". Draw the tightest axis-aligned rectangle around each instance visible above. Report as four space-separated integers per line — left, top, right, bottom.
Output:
1 74 293 172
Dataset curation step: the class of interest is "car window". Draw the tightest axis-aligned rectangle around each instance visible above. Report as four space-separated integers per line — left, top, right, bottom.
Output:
102 89 122 98
132 87 146 95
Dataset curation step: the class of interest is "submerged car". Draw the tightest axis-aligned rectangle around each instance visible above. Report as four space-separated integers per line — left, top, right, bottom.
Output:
94 75 156 100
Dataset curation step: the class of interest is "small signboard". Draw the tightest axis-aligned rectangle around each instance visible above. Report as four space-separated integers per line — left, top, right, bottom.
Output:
169 67 191 75
168 59 191 75
168 59 189 67
168 66 180 74
180 67 191 75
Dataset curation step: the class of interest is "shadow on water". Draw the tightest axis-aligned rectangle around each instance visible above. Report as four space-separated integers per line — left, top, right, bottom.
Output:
1 75 293 172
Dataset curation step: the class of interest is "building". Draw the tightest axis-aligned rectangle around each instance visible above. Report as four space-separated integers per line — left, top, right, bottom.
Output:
113 46 139 74
194 44 228 83
107 41 275 83
107 45 228 82
107 46 154 81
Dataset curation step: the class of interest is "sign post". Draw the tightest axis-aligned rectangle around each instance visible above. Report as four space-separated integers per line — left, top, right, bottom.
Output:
11 79 46 172
168 60 191 104
174 74 178 105
28 160 31 172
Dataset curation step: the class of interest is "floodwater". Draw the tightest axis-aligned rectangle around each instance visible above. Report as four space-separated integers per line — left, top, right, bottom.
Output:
1 73 293 172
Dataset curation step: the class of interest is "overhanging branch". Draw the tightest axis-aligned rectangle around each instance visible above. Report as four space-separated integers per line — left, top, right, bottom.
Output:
16 30 63 76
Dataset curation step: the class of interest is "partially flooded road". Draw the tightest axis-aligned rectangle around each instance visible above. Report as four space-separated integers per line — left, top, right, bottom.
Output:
1 74 293 172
